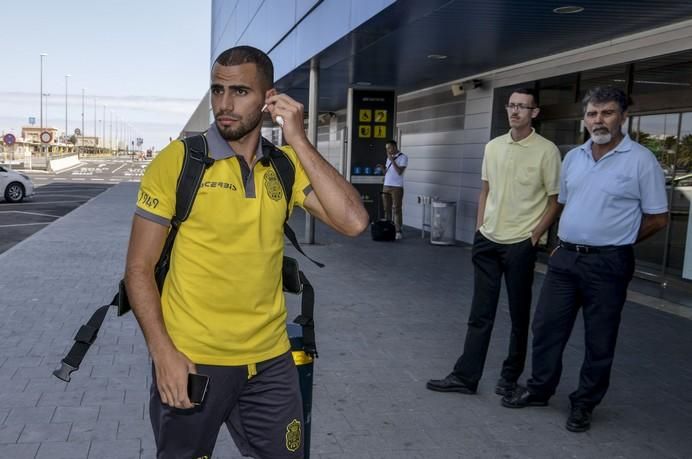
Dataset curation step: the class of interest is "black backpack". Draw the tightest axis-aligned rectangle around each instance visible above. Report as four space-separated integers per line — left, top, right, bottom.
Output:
54 134 323 382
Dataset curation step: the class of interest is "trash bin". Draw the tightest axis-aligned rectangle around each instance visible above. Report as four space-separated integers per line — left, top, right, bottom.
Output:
430 200 456 245
287 323 314 458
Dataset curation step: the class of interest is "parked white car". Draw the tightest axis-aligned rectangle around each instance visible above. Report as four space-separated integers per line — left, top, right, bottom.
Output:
0 166 34 202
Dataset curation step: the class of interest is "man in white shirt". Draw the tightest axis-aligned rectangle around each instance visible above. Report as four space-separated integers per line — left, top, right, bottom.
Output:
381 140 408 239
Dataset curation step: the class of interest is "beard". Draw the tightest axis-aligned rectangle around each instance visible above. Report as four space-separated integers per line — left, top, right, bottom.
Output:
215 108 263 141
591 127 613 145
591 132 612 145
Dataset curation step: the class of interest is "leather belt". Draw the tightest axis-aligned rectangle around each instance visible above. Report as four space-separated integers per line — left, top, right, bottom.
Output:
559 240 631 254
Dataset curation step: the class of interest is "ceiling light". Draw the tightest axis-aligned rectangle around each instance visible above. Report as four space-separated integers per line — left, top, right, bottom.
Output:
553 5 584 14
427 54 447 60
355 81 371 86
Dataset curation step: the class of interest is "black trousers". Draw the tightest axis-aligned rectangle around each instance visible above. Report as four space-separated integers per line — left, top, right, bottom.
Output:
452 231 537 389
527 245 634 409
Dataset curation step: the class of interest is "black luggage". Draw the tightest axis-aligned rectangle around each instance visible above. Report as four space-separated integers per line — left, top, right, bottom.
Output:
371 191 396 241
371 219 396 241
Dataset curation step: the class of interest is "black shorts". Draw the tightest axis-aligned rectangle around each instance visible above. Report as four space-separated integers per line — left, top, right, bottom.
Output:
149 351 304 458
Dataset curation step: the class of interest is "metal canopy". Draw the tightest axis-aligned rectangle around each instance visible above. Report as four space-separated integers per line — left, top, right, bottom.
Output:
275 0 692 112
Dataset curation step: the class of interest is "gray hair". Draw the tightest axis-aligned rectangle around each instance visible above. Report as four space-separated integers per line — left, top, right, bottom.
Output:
582 86 630 114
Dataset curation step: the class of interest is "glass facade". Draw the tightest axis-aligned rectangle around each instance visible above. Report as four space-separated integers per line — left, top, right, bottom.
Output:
492 49 692 290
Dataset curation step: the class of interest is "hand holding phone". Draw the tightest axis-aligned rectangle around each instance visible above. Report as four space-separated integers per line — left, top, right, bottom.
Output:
262 103 284 127
187 372 209 405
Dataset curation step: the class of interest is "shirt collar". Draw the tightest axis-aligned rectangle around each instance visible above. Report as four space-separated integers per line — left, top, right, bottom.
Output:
579 133 633 157
206 122 263 161
505 128 536 147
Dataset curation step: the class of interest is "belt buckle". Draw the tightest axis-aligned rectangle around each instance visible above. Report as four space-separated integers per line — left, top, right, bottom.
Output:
575 244 589 254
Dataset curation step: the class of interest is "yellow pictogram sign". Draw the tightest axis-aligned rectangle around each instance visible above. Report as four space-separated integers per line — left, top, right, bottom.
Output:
374 110 387 122
374 125 387 138
358 125 372 138
359 109 372 122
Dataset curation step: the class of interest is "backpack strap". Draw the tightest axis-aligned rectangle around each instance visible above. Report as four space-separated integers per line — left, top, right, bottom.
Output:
154 135 214 290
293 271 317 357
53 292 119 382
53 135 213 382
174 135 213 226
261 137 324 268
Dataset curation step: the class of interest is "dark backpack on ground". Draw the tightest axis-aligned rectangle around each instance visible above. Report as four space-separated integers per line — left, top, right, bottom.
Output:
371 220 396 241
54 135 322 382
371 191 396 241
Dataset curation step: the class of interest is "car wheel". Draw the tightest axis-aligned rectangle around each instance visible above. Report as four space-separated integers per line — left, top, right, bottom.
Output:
4 182 25 203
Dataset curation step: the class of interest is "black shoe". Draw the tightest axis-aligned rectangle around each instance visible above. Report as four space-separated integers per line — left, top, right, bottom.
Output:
566 406 592 432
426 374 476 394
494 377 517 397
501 385 548 408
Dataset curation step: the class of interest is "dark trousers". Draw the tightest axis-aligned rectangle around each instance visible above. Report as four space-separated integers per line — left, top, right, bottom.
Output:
527 245 634 409
452 231 537 388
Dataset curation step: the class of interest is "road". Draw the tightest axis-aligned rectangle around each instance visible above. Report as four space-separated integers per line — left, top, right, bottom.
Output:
0 158 150 254
26 157 150 186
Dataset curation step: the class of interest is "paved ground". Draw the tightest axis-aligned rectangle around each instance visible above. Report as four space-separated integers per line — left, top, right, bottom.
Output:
0 182 691 458
0 183 113 254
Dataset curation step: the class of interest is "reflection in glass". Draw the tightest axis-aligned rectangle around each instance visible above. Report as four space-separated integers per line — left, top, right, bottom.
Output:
579 64 627 100
671 113 692 281
629 114 679 271
632 50 692 99
539 74 578 106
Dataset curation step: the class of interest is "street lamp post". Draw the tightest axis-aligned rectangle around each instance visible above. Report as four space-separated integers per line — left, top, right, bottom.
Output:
40 53 47 131
64 74 71 143
43 93 51 129
81 88 85 153
109 111 113 153
93 98 97 143
103 105 106 154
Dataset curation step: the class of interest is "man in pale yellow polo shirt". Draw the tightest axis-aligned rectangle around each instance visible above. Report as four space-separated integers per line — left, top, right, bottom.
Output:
427 88 561 397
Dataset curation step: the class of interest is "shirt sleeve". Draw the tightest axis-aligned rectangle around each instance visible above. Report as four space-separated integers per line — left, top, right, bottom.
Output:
397 154 408 168
557 152 571 204
480 146 489 182
542 144 562 196
134 141 184 225
638 151 669 214
279 146 312 211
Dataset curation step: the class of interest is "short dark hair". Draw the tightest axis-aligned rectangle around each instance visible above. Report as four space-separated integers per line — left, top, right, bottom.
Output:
582 86 630 113
511 87 539 106
214 46 274 90
386 140 397 148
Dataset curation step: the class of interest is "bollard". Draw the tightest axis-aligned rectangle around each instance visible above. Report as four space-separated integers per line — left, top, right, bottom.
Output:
287 323 314 458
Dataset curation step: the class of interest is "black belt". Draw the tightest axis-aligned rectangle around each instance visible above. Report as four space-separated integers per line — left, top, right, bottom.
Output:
559 241 631 254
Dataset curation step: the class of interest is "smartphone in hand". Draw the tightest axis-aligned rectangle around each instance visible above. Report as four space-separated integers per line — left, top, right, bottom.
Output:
187 373 209 405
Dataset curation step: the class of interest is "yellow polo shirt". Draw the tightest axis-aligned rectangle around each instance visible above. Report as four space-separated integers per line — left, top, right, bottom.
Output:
480 129 561 244
135 131 311 365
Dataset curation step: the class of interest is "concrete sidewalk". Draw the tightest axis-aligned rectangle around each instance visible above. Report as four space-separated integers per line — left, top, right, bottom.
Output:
0 182 690 458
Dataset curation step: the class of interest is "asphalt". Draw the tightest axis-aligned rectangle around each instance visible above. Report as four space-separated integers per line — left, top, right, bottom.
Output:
0 182 690 458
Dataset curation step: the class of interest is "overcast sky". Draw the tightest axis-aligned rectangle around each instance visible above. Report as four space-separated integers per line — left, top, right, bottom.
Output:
0 0 210 150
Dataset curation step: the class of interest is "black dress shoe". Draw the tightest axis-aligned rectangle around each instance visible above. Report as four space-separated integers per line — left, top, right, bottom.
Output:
426 374 476 394
566 406 592 432
494 377 517 397
501 385 548 408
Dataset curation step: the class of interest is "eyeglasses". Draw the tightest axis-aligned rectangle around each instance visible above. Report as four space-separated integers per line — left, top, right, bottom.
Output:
505 103 537 111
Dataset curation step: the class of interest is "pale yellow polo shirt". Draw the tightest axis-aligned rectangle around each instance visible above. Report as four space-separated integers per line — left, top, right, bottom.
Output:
480 129 561 244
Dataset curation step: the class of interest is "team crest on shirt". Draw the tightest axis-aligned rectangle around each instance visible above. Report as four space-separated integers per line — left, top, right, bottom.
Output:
285 419 301 452
264 169 283 201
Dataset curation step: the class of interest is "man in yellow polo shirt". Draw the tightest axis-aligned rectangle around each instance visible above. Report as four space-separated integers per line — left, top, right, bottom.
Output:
124 46 368 459
427 88 561 398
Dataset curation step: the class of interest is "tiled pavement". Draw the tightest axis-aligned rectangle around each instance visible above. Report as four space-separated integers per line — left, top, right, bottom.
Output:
0 182 690 458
